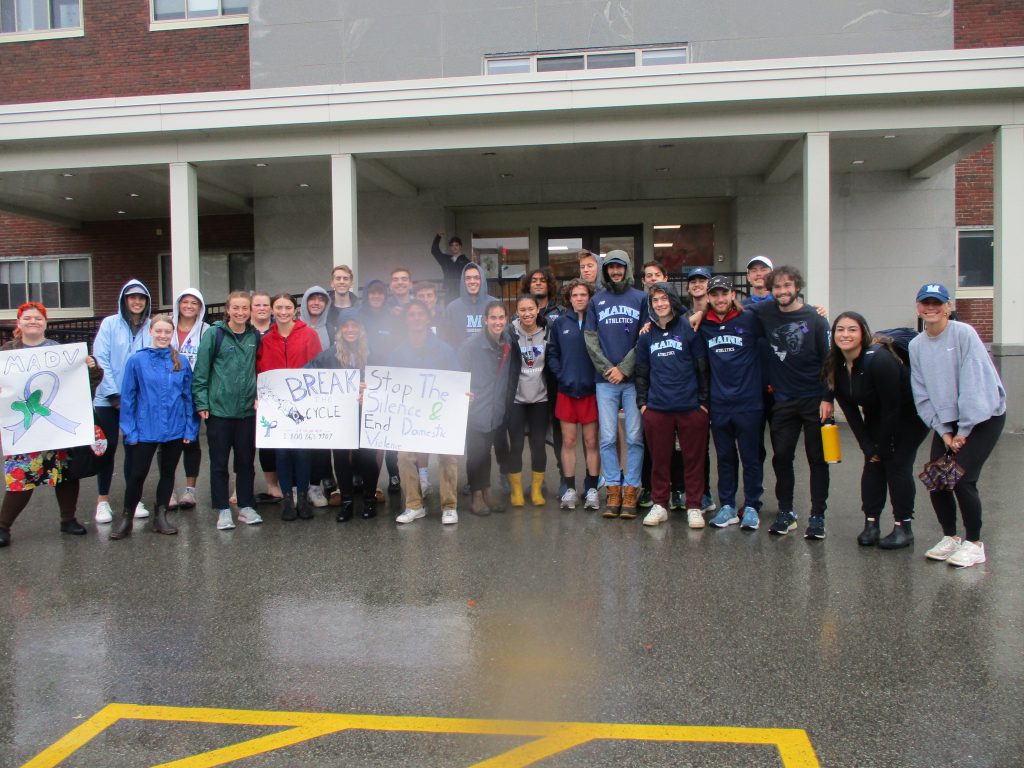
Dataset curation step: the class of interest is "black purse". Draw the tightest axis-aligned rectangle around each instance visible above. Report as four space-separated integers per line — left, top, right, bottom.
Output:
64 420 108 482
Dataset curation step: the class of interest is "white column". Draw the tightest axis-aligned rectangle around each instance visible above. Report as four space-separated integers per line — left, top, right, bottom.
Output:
994 125 1024 346
803 132 831 310
169 162 199 299
332 153 359 290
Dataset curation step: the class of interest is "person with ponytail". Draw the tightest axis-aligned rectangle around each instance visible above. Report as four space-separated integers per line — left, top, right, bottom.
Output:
110 314 199 539
0 303 102 548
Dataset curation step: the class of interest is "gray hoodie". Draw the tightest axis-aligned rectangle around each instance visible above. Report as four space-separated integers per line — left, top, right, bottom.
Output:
444 262 497 348
300 285 332 351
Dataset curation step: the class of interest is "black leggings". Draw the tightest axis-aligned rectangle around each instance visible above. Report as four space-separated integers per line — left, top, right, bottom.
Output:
928 414 1005 542
123 441 184 514
507 402 548 474
333 449 381 500
861 414 929 522
159 440 201 480
95 405 130 496
0 479 80 529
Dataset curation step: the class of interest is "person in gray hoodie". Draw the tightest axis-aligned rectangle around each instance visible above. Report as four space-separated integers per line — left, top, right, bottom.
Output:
299 285 335 506
169 287 209 510
909 282 1006 568
445 262 498 349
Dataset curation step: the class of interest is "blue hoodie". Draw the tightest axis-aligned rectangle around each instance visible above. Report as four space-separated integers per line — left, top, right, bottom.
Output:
93 279 153 408
444 262 497 348
634 283 708 413
548 310 596 398
698 305 764 414
119 346 200 444
583 251 646 383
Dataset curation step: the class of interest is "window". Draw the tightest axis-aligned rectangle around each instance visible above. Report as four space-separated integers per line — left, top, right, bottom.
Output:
1 0 81 35
0 256 90 310
152 0 247 22
485 45 685 76
957 228 993 289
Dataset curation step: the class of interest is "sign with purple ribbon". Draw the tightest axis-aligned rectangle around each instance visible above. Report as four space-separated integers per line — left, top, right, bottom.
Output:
1 342 94 456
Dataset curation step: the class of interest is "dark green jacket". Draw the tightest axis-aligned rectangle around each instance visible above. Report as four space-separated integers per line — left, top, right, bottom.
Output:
191 321 259 418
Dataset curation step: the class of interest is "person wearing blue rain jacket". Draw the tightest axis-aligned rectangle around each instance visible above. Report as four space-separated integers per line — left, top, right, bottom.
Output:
109 314 199 540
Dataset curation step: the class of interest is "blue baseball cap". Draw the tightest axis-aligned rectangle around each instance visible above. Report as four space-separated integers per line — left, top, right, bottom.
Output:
915 283 950 302
687 267 713 280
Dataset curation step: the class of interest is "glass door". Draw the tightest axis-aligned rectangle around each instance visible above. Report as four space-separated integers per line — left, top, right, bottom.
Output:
539 225 642 283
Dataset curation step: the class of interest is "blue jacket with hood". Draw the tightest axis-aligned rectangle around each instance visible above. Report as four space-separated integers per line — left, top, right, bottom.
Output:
119 346 200 444
444 262 498 349
583 251 646 383
171 287 209 371
547 309 597 398
634 282 709 412
93 279 153 408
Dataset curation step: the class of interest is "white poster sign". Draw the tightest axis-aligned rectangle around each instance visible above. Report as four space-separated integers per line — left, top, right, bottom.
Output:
360 366 470 455
256 369 360 449
0 342 94 455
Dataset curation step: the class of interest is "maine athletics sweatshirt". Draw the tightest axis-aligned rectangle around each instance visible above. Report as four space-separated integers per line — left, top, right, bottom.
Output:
698 307 764 413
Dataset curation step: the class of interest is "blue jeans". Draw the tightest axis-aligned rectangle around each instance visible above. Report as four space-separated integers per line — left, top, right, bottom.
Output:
595 381 644 488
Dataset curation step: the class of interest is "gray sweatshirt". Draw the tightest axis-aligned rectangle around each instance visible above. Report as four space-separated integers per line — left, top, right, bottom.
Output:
510 318 549 404
909 320 1006 438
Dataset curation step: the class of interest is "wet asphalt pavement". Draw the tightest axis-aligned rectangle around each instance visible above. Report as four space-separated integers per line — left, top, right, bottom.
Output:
2 426 1022 767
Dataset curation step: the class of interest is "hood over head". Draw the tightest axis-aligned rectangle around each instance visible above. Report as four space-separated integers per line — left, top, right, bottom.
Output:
601 250 634 292
300 285 332 350
360 280 389 314
171 288 208 362
118 279 152 325
647 281 686 325
172 288 206 328
459 261 490 304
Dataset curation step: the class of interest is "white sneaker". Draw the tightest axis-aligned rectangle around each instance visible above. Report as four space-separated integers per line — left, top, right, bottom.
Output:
441 508 458 525
396 507 426 524
178 488 197 509
583 488 600 510
307 485 328 508
687 508 706 529
560 488 579 510
216 509 235 530
95 501 113 524
925 535 963 561
134 502 150 519
643 504 669 527
168 492 179 509
947 540 986 568
237 507 263 525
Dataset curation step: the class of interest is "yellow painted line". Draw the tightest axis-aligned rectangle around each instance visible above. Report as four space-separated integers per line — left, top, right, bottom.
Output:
24 703 821 768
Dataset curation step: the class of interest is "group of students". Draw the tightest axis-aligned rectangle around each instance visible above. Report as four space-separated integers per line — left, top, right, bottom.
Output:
0 238 1007 568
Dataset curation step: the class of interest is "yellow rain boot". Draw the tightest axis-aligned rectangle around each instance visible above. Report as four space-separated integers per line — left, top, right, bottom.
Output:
531 471 546 506
508 472 525 507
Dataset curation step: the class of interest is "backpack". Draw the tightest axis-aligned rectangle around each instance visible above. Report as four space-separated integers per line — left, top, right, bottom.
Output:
211 324 261 361
870 327 917 366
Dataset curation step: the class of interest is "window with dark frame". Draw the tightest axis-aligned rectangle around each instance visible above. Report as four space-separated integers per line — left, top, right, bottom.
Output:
957 229 994 289
0 256 90 310
1 0 80 34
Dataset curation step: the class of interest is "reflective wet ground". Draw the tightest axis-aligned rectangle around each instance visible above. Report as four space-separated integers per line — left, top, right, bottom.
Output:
2 428 1022 767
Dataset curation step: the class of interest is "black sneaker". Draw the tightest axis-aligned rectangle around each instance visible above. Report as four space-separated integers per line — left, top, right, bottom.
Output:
768 510 797 536
638 489 653 508
804 515 826 540
388 475 401 494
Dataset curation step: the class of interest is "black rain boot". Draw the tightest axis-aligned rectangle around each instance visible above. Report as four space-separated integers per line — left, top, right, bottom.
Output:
361 496 377 519
281 495 297 521
297 492 315 520
337 498 354 522
0 527 10 547
151 505 178 535
109 508 134 540
59 519 87 535
857 518 880 546
878 519 914 549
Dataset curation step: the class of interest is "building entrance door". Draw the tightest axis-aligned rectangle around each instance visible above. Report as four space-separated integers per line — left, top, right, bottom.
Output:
540 225 642 283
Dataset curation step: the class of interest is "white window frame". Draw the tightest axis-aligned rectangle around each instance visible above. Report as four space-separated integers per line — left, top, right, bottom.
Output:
0 254 93 320
955 226 994 299
149 0 248 32
0 0 83 43
484 44 687 76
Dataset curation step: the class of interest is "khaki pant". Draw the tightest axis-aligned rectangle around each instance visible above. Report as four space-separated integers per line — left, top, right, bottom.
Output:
398 451 458 511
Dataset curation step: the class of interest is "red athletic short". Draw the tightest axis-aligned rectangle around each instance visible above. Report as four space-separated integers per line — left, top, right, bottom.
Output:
555 392 598 424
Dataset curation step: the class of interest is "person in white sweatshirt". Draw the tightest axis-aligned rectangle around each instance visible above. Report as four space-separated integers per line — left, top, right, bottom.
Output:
170 288 209 510
909 283 1006 568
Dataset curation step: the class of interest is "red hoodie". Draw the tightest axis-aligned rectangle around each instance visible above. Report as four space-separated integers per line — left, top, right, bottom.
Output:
256 319 322 373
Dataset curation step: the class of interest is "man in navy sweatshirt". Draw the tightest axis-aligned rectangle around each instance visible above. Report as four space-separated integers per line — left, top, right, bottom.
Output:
584 250 647 518
749 265 833 539
698 276 765 531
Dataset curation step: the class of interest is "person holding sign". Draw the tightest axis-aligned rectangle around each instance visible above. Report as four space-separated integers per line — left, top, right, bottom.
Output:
460 300 516 518
391 301 461 525
1 303 102 548
256 293 322 522
307 309 382 522
109 315 199 539
192 291 263 532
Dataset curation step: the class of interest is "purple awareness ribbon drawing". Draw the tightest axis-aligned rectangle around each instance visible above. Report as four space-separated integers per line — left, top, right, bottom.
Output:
4 370 81 445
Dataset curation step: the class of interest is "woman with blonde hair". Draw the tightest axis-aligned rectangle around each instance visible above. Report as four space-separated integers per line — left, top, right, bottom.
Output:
110 314 199 539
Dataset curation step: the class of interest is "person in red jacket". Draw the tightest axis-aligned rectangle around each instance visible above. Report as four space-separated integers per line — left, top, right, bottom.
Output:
256 293 322 521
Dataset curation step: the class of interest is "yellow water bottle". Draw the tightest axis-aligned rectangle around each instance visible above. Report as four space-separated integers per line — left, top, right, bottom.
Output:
821 419 842 464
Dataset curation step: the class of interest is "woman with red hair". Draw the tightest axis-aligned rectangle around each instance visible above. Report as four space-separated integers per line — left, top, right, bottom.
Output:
0 303 102 547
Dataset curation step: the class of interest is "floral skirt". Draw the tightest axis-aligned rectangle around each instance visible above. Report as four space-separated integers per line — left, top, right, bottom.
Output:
4 450 70 492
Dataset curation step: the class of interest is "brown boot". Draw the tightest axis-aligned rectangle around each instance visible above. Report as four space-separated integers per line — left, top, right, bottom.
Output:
620 486 639 519
603 486 622 518
151 506 178 535
109 508 134 540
